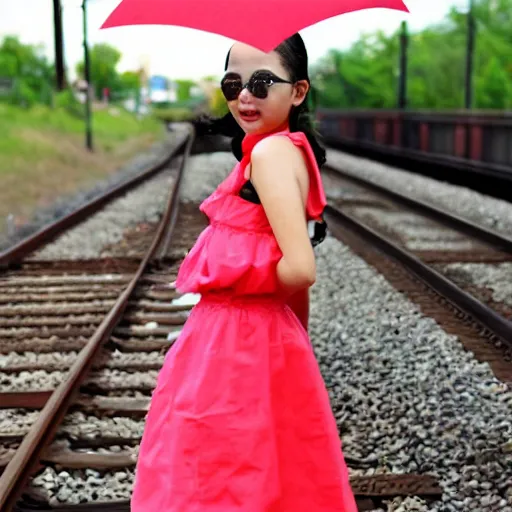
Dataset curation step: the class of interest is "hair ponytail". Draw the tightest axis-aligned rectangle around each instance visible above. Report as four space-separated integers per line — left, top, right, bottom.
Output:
193 97 326 167
288 99 326 168
273 33 326 168
192 111 245 161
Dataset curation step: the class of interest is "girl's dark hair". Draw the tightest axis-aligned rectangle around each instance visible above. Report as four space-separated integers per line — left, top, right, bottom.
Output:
193 33 326 167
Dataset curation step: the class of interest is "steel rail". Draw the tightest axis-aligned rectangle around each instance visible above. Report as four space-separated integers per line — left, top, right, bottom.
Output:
324 163 512 254
0 126 195 512
0 132 189 269
155 129 196 261
325 205 512 348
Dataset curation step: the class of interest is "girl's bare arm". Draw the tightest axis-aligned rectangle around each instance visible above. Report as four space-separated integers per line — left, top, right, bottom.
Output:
250 135 315 294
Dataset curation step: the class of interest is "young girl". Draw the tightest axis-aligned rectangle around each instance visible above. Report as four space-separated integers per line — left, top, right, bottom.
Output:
131 33 357 512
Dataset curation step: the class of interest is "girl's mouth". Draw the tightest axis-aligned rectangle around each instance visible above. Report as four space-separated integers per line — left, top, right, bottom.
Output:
239 110 261 122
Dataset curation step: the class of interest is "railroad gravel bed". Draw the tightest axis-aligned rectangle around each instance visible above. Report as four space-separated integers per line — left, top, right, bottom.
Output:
0 368 160 392
59 412 145 441
180 151 237 203
95 350 165 368
33 170 177 260
12 150 512 510
85 369 159 390
0 369 67 391
343 207 478 252
0 409 39 436
326 149 512 238
0 351 78 369
31 151 236 260
32 467 136 505
310 236 512 512
0 350 165 371
0 299 116 316
1 129 187 252
441 262 512 308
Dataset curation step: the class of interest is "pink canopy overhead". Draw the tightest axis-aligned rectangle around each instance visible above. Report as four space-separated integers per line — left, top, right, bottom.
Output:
101 0 409 52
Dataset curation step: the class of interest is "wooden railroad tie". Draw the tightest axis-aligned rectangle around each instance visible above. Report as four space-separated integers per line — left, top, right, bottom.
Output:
351 473 442 511
11 473 442 511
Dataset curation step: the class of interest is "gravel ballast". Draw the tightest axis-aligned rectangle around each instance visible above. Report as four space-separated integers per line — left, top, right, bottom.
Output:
310 236 512 511
326 149 512 238
13 149 512 511
29 150 236 260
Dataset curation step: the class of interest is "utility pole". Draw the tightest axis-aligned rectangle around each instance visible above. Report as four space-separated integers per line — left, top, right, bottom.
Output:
82 0 93 151
52 0 66 90
397 20 408 110
464 0 476 109
464 0 476 159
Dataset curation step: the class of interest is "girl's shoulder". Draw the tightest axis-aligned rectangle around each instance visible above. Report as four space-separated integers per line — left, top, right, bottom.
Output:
251 131 310 165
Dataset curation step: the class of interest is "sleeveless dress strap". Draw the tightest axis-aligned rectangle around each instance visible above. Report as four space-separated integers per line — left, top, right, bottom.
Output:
238 129 327 222
282 131 326 222
236 129 328 247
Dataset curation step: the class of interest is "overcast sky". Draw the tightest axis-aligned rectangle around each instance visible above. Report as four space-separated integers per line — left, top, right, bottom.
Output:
0 0 469 81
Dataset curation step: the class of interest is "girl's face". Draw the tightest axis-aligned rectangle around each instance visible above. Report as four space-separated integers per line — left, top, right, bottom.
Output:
222 43 309 135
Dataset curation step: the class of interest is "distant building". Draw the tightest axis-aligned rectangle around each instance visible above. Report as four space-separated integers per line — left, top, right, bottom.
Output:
145 75 176 104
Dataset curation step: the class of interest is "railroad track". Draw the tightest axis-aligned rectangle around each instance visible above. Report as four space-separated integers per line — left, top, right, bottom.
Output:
0 131 444 511
0 126 196 510
323 163 512 383
0 127 190 269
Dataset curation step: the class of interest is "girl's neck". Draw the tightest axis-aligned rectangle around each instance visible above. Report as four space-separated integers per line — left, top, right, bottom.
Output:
242 124 290 156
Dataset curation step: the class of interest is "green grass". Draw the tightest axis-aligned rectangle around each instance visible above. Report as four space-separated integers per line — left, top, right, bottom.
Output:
0 103 163 170
0 103 166 230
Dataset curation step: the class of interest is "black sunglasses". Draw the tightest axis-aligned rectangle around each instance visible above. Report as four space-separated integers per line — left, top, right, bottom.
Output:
220 70 293 101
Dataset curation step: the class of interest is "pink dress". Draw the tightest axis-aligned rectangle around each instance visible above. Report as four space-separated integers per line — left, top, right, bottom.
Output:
131 128 357 512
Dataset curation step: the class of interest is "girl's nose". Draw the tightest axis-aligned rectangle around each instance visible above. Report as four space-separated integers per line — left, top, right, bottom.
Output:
238 87 252 103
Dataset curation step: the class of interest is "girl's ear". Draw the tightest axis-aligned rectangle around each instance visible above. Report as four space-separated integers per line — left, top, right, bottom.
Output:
292 80 309 107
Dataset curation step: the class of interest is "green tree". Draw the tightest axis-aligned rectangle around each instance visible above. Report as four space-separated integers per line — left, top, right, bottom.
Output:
118 71 142 101
476 56 511 108
76 43 122 100
407 24 466 108
175 79 196 102
0 36 53 106
311 0 512 110
311 50 347 108
76 44 144 102
119 70 141 91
